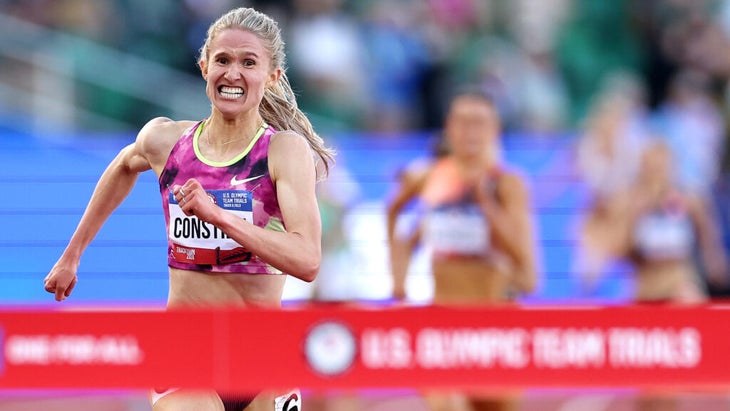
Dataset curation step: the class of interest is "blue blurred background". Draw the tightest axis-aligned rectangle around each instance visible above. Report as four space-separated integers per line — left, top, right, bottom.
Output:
3 0 730 307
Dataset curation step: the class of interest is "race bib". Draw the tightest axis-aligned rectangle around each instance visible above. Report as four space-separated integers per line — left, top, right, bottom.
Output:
634 213 694 260
168 190 253 264
422 204 489 255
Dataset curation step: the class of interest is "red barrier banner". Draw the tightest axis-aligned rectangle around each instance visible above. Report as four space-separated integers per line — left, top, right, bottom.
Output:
0 305 728 392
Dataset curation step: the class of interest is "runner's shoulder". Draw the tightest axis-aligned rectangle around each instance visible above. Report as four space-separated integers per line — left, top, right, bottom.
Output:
135 117 198 158
139 117 198 140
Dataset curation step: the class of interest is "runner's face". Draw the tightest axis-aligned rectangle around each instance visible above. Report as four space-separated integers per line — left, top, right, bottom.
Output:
200 28 278 119
640 144 672 184
446 97 499 159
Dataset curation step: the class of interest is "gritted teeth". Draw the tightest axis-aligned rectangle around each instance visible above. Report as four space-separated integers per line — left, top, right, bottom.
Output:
218 86 244 98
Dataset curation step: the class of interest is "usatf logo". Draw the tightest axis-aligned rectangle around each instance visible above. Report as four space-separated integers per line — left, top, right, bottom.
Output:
304 321 356 376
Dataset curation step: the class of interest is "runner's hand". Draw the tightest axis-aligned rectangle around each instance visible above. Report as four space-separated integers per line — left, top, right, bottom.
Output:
44 260 78 302
173 179 220 223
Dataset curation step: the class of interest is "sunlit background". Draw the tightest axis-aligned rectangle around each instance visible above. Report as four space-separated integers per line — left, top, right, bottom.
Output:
2 0 730 409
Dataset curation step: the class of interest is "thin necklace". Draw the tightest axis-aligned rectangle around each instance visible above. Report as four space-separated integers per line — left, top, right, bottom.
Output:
205 120 266 146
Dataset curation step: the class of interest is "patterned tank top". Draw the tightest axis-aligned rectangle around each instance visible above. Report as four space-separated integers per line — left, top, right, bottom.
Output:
159 120 285 274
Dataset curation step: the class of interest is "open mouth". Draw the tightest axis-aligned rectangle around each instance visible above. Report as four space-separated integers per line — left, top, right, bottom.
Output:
218 86 244 99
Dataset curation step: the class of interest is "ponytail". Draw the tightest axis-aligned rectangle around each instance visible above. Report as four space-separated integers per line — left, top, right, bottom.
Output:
261 72 335 180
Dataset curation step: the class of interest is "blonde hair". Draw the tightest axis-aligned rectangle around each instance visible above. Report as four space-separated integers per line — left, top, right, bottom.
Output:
199 7 335 178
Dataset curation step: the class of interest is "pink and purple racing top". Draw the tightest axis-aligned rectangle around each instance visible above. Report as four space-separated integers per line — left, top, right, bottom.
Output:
159 120 285 274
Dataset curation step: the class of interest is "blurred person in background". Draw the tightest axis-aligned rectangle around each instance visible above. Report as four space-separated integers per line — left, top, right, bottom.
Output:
573 72 650 291
286 0 369 131
606 139 727 303
553 0 646 126
386 89 538 411
43 6 334 411
502 0 572 134
584 138 728 411
652 69 725 199
648 69 727 296
358 0 434 132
